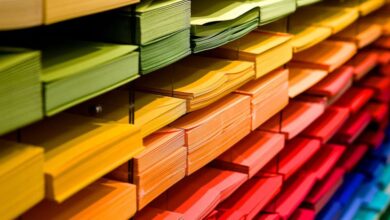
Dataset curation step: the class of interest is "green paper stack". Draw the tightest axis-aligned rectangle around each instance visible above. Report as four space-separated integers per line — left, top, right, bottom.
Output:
0 48 43 135
191 8 259 53
41 40 139 116
297 0 322 7
94 0 191 74
258 0 296 25
190 0 295 53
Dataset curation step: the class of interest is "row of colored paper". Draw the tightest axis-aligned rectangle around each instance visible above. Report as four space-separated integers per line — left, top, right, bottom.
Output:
1 1 390 219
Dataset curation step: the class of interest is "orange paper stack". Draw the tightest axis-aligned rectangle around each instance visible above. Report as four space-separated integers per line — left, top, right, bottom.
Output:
23 178 137 220
288 67 328 98
213 131 285 178
170 94 251 175
235 68 289 130
289 40 357 72
344 52 378 80
332 21 382 48
109 128 187 209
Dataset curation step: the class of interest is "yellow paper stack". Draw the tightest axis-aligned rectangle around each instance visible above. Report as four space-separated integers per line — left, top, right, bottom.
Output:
0 0 42 30
44 0 139 24
207 31 293 79
69 90 186 138
135 56 255 112
19 113 144 202
290 6 359 34
0 140 44 220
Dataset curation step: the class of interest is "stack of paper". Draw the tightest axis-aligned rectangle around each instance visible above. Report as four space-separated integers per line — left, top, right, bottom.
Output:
0 48 43 135
364 5 390 35
305 168 346 213
23 178 137 220
215 174 283 219
304 144 345 180
288 67 328 98
134 0 191 74
257 0 296 25
291 208 316 219
306 66 354 100
261 137 321 180
289 24 332 53
344 52 378 80
290 40 357 72
235 68 289 130
151 167 247 219
19 113 144 202
259 100 326 139
191 2 259 53
333 110 372 144
109 128 186 209
338 144 368 171
332 22 382 48
170 94 251 174
297 0 322 7
41 40 139 116
360 75 390 102
207 30 292 79
365 102 388 124
0 140 44 220
302 107 350 143
69 90 186 138
263 172 317 219
0 0 42 30
334 87 374 114
320 0 385 16
79 0 191 74
44 0 139 24
290 6 359 34
135 207 184 220
135 56 255 112
212 131 285 178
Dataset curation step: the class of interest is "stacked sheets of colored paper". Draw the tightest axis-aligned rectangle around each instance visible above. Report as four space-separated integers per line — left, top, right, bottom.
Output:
0 48 43 135
44 0 139 24
235 68 289 130
288 67 328 98
0 0 42 30
208 30 292 79
69 90 186 138
76 0 191 74
191 1 259 53
23 178 137 220
41 40 139 116
289 23 332 53
332 21 382 49
0 140 44 220
290 40 357 72
170 94 251 174
135 56 255 112
320 0 385 16
109 127 186 209
149 167 247 219
259 100 326 139
213 131 285 178
290 6 359 34
18 113 144 202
